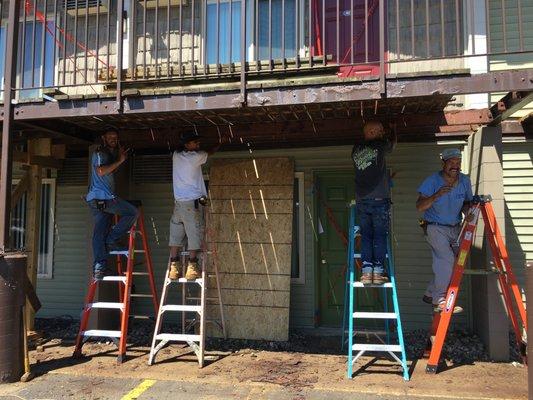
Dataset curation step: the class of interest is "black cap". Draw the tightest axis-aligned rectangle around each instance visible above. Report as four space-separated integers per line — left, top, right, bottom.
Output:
180 131 202 145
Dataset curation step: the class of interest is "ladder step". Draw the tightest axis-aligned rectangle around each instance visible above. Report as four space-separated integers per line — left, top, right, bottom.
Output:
130 294 153 298
186 296 219 302
83 330 121 338
101 276 127 283
110 249 145 256
89 302 124 310
132 272 149 276
155 333 201 342
353 282 393 288
353 312 397 319
352 344 402 352
177 278 203 284
130 314 152 320
161 305 202 313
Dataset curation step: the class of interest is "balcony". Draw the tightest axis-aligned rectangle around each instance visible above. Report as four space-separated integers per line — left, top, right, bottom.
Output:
0 0 530 100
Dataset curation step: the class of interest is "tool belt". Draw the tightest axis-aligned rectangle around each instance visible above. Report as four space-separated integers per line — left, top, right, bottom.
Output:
194 196 208 209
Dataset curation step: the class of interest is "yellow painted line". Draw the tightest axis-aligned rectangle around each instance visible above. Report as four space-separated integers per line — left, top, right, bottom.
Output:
121 379 156 400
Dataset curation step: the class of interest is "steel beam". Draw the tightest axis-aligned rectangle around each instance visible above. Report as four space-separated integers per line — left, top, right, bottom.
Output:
0 0 22 250
489 91 533 126
4 69 533 121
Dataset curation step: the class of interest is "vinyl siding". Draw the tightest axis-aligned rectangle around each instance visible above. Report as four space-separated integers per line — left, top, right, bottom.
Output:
503 141 533 299
36 184 90 318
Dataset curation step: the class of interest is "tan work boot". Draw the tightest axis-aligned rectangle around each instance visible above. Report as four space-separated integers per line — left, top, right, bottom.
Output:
434 301 463 314
168 261 181 280
373 273 389 285
185 261 201 281
360 273 373 285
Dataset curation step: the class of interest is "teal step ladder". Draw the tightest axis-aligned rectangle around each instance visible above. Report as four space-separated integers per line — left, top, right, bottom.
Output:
342 201 409 380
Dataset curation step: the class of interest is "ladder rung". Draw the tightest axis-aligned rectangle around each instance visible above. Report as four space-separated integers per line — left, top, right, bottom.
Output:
177 278 203 284
352 344 402 352
101 276 127 283
83 330 121 338
109 249 145 256
89 302 124 310
130 294 153 298
155 333 201 342
186 297 219 302
130 314 152 320
132 272 149 276
353 312 397 319
161 305 202 313
353 282 393 288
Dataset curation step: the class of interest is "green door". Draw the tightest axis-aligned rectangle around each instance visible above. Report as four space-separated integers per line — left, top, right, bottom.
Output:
316 172 381 328
316 172 355 327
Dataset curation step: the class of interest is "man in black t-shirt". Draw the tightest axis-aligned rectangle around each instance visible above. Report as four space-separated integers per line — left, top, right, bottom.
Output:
351 121 396 284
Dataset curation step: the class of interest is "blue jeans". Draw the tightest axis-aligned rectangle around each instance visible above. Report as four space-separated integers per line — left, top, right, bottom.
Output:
356 199 390 274
88 197 139 269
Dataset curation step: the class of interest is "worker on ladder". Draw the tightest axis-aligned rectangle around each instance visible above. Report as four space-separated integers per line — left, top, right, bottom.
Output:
416 148 473 313
86 128 139 280
168 131 222 281
351 120 396 285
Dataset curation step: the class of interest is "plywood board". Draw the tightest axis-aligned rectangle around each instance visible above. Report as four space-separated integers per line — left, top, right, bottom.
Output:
208 157 294 341
209 158 294 185
206 305 289 341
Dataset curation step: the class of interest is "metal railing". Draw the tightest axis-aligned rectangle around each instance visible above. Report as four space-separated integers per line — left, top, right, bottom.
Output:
0 0 531 100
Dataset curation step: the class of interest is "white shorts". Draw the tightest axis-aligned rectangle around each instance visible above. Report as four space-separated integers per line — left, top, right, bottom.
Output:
169 200 205 250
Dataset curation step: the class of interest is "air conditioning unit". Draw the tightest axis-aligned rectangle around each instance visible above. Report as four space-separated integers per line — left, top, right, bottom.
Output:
65 0 108 16
139 0 187 9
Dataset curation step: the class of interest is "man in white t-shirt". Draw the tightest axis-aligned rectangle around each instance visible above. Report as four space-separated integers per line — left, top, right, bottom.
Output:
168 131 221 280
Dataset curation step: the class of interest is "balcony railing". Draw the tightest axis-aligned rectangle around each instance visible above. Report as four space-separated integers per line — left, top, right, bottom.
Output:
0 0 531 99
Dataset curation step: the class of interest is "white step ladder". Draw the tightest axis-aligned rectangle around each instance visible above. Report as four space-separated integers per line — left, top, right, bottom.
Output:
148 207 226 367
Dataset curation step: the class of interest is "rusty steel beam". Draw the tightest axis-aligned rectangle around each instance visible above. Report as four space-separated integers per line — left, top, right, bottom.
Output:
489 91 533 126
4 69 533 121
0 0 22 250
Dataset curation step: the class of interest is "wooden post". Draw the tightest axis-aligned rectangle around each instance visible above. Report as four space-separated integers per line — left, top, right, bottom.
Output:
25 139 51 330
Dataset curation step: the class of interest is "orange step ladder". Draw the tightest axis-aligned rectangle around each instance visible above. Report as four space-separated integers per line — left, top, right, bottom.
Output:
73 202 159 363
426 195 527 373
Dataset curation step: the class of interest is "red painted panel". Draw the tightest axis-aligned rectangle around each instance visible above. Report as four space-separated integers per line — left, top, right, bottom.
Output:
312 0 385 77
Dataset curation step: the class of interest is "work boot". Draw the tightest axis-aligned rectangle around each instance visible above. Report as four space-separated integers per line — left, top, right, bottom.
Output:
434 301 463 314
93 263 108 281
372 273 389 285
360 273 373 285
168 261 181 280
185 260 201 281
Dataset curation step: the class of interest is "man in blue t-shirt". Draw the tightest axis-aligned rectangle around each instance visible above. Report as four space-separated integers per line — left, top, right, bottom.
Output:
416 148 473 313
352 121 396 285
86 128 139 280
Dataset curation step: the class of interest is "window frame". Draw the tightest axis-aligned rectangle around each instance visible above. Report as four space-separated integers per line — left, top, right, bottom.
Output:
291 171 306 285
10 177 56 279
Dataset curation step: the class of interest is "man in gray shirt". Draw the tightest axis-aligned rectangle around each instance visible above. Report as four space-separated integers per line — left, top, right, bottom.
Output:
351 121 396 284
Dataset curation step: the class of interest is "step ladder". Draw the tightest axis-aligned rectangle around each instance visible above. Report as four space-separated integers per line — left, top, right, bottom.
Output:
148 206 226 367
73 202 159 363
426 195 527 373
343 201 409 380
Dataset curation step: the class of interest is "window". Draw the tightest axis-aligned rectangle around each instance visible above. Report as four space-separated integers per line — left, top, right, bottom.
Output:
206 0 242 64
258 0 297 60
291 172 305 284
0 20 56 101
10 179 56 279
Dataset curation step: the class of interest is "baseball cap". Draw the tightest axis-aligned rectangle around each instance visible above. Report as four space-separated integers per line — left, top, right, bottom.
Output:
180 131 203 145
440 148 462 161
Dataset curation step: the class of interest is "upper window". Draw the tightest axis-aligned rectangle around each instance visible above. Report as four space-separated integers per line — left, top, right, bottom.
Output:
206 0 242 64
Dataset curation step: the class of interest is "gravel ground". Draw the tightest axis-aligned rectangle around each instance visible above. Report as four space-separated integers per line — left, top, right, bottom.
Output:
34 317 522 364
